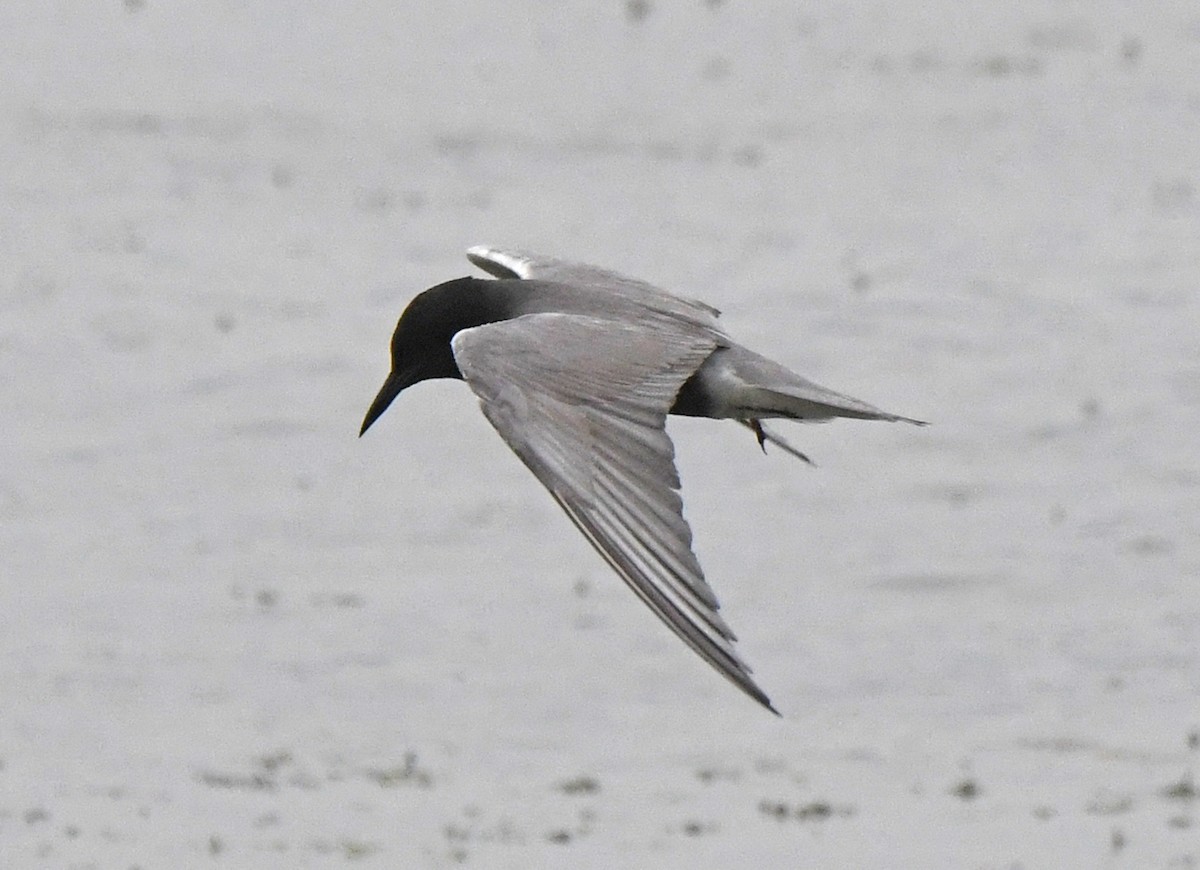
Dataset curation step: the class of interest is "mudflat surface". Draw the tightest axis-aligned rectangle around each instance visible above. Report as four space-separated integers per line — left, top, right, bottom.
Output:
2 2 1198 866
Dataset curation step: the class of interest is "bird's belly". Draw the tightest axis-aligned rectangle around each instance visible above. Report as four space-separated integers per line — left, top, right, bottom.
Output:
670 350 740 419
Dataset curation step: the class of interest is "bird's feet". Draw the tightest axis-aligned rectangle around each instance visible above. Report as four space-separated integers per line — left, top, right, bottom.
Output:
748 419 769 453
740 419 814 466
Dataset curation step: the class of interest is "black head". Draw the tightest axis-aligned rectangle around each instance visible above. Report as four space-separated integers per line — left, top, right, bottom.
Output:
359 276 515 435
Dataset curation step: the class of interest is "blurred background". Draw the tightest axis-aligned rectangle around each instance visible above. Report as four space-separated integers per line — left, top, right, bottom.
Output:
2 1 1198 866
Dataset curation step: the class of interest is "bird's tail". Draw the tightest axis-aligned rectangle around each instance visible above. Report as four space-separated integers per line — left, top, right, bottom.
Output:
710 346 924 463
723 346 926 426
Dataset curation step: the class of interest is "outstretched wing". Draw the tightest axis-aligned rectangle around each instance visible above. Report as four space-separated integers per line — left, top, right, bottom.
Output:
466 244 723 326
451 312 775 712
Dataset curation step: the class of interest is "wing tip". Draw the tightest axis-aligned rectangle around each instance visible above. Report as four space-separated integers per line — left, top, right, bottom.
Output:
467 245 528 280
740 676 780 715
717 644 779 715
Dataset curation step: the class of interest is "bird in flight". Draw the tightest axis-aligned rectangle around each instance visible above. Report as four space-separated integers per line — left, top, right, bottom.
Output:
361 246 923 713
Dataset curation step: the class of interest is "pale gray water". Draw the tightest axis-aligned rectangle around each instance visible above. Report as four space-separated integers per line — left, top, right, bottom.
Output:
2 2 1198 866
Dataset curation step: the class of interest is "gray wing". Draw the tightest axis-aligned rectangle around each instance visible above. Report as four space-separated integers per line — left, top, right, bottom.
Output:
466 245 724 327
451 313 776 712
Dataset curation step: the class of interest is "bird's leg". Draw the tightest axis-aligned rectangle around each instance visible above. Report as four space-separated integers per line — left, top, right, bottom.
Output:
739 419 815 466
748 418 769 453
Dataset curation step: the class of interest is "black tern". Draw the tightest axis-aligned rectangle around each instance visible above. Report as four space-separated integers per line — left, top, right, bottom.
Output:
361 246 923 713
